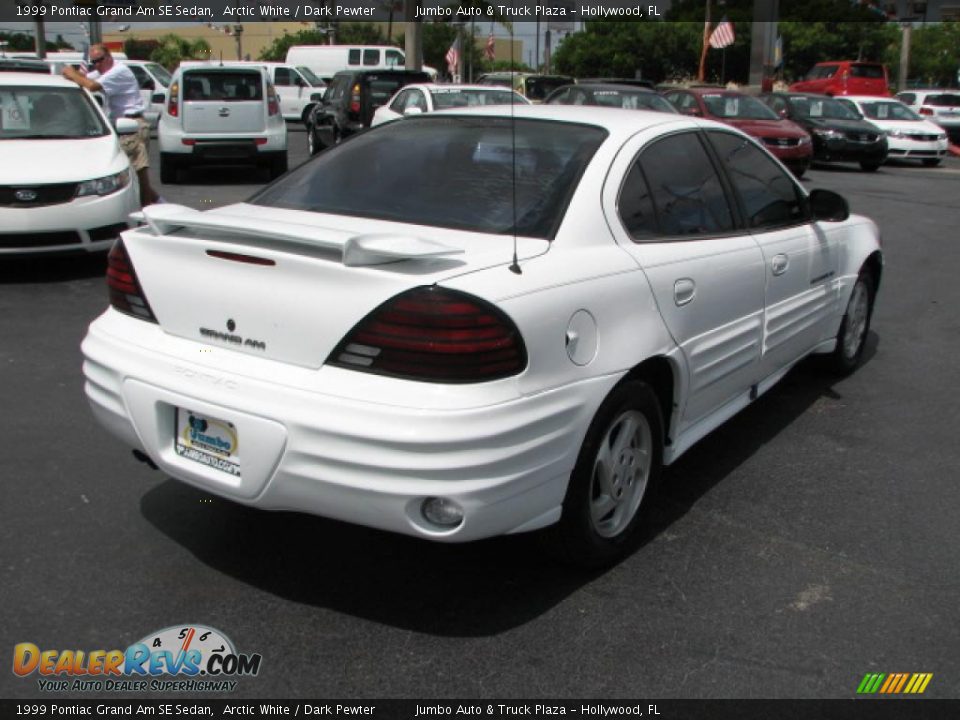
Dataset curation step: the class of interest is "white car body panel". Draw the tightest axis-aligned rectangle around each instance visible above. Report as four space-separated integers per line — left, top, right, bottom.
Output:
82 106 883 543
371 84 529 127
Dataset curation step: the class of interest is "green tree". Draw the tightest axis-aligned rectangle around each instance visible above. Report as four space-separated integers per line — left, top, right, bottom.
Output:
149 34 212 70
902 23 960 87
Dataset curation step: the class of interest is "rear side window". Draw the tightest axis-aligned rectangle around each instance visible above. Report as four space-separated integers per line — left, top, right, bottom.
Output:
850 64 885 79
363 50 380 66
182 72 263 102
252 117 607 240
385 50 404 68
707 132 808 230
348 50 361 65
274 67 292 86
630 132 734 238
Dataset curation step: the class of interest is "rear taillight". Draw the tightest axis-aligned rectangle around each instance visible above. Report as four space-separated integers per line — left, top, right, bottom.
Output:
267 82 279 116
919 107 933 115
349 83 361 115
328 287 527 383
167 81 179 117
107 240 157 323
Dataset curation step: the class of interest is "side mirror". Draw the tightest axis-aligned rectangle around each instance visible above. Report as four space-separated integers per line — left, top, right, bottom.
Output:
403 107 423 116
809 189 849 222
115 117 139 135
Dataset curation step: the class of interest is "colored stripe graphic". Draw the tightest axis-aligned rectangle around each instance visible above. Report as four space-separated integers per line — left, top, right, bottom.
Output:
857 672 932 694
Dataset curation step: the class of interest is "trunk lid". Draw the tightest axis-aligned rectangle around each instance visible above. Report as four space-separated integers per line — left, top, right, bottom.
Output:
123 203 547 369
181 68 267 134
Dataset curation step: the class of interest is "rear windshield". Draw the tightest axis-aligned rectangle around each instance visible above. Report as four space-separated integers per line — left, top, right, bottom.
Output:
0 86 109 139
850 64 885 79
428 88 523 109
702 94 779 120
251 117 607 240
559 88 676 113
524 77 574 101
926 94 960 106
182 71 263 101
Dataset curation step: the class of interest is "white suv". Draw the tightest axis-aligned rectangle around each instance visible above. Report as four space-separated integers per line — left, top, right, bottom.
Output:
158 64 288 184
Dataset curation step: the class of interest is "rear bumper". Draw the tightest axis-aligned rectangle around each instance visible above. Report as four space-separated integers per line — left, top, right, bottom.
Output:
82 310 615 542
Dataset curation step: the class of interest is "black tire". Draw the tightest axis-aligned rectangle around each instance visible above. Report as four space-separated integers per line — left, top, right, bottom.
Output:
922 158 941 167
307 126 320 156
159 153 178 184
269 153 288 179
860 161 881 172
300 104 315 125
550 380 664 567
831 271 875 375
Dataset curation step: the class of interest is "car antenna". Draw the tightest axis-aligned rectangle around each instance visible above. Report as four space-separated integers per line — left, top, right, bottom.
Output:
508 23 522 275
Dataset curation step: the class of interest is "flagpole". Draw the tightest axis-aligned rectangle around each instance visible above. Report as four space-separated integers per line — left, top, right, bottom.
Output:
698 0 711 82
721 47 726 85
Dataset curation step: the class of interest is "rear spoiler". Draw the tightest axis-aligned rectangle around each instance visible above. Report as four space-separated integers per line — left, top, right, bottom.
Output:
130 204 463 267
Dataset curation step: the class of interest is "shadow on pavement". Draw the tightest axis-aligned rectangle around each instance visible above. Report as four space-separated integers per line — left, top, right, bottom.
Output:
140 333 879 637
0 251 107 285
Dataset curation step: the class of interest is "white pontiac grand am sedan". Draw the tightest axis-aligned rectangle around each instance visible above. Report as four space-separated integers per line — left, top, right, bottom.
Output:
0 73 140 255
82 106 882 565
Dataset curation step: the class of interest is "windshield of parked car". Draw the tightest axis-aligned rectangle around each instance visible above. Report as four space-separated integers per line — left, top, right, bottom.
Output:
297 66 324 87
559 88 676 113
0 86 109 139
143 63 171 88
524 76 574 101
702 94 780 120
251 117 607 240
428 88 523 108
857 100 921 121
786 96 861 120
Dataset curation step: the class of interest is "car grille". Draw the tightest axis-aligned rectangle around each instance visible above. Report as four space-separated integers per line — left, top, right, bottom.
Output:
845 132 879 143
0 183 79 208
0 231 82 249
906 133 940 141
762 137 801 147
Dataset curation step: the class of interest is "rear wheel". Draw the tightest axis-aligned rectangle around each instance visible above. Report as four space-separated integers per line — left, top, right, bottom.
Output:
550 380 663 567
860 161 881 172
159 153 179 184
831 271 875 375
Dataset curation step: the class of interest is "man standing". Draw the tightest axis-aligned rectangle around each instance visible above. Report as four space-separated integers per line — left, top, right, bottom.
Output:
62 45 159 207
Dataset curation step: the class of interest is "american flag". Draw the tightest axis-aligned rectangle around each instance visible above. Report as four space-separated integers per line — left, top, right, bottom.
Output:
445 41 460 76
484 33 496 62
709 18 735 49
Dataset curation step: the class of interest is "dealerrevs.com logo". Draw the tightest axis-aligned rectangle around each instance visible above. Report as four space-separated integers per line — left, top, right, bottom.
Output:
13 625 262 693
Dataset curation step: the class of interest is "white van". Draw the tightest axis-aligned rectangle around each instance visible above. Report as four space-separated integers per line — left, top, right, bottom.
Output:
179 61 325 123
285 45 437 83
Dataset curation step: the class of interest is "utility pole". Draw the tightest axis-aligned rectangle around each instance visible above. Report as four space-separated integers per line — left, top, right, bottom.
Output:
233 25 244 60
404 1 423 71
749 0 779 90
898 21 912 92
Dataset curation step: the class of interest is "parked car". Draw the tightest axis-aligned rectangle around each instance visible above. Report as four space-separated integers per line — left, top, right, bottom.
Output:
761 92 888 171
158 64 288 183
82 106 882 566
371 84 527 127
0 73 140 255
663 88 812 176
577 78 656 89
476 72 574 103
836 95 948 166
285 45 438 83
894 89 960 145
0 57 50 74
545 83 678 114
789 61 890 97
179 60 326 123
306 69 430 154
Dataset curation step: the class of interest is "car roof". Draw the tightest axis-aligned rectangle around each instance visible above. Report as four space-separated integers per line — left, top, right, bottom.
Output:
405 83 524 93
0 72 76 87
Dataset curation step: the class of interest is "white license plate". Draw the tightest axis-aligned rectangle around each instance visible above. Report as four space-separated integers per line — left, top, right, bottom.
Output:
174 408 240 477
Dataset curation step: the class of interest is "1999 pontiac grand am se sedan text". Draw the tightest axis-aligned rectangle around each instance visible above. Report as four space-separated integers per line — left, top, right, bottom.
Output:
82 106 882 565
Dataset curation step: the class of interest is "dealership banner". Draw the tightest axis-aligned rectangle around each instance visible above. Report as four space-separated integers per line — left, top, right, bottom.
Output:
0 1 793 24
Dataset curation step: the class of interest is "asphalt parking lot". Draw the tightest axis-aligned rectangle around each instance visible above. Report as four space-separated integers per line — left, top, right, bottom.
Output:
2 126 959 701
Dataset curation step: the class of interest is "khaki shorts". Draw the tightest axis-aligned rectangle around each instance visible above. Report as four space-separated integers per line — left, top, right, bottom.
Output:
119 117 150 172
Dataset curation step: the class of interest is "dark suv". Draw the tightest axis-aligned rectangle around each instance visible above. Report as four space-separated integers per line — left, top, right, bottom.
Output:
306 69 430 155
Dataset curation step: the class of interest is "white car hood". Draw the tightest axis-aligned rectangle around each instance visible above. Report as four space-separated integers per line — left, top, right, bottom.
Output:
0 135 128 184
866 118 944 135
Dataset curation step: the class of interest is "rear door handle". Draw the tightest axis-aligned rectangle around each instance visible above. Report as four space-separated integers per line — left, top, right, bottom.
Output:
771 254 789 276
674 278 696 306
